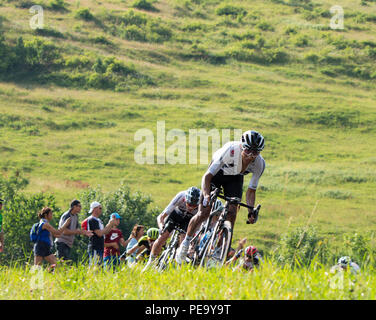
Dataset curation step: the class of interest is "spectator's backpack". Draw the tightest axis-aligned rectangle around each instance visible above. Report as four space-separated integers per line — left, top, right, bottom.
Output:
81 217 90 231
30 222 42 243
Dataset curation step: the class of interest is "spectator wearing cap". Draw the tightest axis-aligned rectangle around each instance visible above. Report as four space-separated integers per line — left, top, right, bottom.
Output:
0 198 4 253
103 213 132 271
55 200 93 261
87 201 116 267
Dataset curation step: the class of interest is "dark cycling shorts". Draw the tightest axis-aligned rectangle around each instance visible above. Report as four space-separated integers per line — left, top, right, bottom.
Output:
164 210 192 233
210 169 244 199
34 241 52 257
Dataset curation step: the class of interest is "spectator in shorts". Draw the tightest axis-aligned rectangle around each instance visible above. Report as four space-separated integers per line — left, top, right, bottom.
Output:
33 207 72 269
55 200 93 261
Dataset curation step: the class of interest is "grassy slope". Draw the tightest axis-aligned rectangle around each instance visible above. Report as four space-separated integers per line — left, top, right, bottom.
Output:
1 0 376 252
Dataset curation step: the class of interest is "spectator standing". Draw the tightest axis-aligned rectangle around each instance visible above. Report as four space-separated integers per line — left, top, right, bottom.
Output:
55 200 93 261
87 201 116 267
33 207 71 269
103 212 132 271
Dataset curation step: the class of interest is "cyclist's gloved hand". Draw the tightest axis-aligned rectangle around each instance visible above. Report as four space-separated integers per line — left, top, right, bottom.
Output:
247 207 258 224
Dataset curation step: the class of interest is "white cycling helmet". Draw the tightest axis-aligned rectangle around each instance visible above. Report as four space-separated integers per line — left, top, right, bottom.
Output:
241 130 265 152
338 256 351 268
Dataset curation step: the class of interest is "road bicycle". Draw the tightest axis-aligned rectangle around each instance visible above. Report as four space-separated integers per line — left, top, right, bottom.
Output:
155 225 186 272
200 187 261 268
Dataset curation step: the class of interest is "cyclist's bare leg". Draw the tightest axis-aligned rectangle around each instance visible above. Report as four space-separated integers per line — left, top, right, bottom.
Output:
185 204 211 238
151 230 171 257
226 204 239 230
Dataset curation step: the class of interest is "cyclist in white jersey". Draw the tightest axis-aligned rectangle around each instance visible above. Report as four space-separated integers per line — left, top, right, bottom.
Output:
176 130 266 264
142 187 200 271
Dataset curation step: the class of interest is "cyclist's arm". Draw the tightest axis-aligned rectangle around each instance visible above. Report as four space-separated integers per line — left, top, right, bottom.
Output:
201 171 213 205
246 188 256 209
157 212 168 230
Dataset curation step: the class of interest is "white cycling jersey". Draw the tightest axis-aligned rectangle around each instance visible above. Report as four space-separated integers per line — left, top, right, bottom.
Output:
162 191 199 218
208 141 266 190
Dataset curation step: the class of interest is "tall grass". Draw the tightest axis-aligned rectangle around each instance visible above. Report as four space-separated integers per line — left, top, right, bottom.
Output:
0 261 375 299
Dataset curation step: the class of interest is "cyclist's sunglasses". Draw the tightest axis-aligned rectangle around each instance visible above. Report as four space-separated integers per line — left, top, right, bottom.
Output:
242 145 260 156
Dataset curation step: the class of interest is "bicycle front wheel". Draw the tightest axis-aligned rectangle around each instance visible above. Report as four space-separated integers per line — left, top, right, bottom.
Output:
200 221 233 269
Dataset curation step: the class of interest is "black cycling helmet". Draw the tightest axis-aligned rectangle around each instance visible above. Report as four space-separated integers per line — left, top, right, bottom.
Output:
185 187 201 206
241 130 265 152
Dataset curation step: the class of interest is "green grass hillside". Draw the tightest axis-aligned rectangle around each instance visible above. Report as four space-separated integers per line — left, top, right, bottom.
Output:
1 0 376 253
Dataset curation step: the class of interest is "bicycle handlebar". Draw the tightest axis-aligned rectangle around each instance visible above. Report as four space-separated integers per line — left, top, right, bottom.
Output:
210 187 261 225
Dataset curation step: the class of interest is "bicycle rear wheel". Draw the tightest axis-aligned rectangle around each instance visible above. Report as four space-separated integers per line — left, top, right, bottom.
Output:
200 221 232 269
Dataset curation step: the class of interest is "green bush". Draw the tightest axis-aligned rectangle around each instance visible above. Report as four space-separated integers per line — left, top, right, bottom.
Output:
122 25 146 41
47 0 68 11
320 189 352 200
0 172 59 265
215 4 247 17
256 20 274 31
292 34 310 47
276 226 328 267
132 0 158 12
75 8 94 21
342 233 375 266
121 9 148 26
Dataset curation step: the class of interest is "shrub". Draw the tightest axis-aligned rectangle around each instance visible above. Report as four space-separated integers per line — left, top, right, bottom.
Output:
342 233 374 266
75 8 94 21
304 51 320 63
132 0 158 12
47 0 68 11
276 226 328 267
256 20 274 31
122 25 146 41
320 189 352 200
89 35 112 45
147 19 173 42
295 110 360 128
215 4 247 17
121 9 148 26
293 34 310 47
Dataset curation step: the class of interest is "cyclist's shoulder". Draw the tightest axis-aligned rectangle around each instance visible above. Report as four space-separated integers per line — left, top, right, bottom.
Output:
251 154 266 168
213 141 241 158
